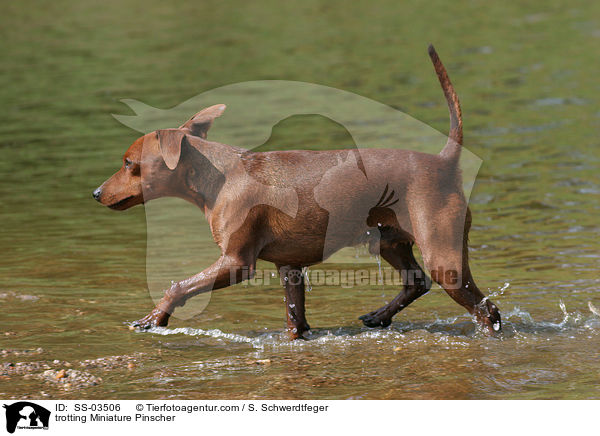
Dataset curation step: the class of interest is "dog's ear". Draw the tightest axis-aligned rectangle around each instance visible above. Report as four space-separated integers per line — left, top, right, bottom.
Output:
179 104 226 139
157 129 186 170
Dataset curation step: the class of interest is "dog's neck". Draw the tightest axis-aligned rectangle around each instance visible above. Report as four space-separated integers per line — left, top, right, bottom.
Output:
186 136 243 174
179 136 242 215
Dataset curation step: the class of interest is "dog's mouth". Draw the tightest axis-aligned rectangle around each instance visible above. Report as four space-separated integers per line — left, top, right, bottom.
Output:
107 196 136 210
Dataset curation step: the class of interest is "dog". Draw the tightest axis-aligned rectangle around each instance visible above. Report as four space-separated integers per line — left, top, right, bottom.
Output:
93 45 501 338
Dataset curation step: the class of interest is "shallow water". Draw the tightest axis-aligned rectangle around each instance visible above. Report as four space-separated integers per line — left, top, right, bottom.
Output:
1 1 599 399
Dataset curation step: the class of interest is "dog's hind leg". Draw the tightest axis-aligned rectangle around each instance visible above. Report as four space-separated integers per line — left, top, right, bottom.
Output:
359 241 432 328
277 265 310 339
413 207 501 334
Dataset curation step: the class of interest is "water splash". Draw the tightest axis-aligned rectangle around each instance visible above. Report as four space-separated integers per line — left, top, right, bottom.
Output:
374 255 383 285
559 300 570 324
142 325 474 350
302 266 312 292
145 326 267 348
489 282 510 297
140 301 600 349
503 301 598 333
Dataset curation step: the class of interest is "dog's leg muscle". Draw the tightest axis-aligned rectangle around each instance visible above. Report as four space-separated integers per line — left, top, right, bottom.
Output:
359 242 431 328
413 206 502 334
133 254 255 329
277 265 310 340
446 211 501 333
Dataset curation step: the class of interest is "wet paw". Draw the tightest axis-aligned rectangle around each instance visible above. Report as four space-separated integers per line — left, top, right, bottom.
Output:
131 308 170 329
288 322 311 340
475 299 502 336
359 310 392 328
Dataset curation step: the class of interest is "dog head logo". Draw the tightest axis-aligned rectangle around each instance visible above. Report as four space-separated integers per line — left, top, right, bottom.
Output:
3 402 50 434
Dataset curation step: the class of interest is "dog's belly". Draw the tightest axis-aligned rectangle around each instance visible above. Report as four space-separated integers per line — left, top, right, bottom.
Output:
257 244 327 266
257 229 413 266
255 193 414 266
257 221 409 266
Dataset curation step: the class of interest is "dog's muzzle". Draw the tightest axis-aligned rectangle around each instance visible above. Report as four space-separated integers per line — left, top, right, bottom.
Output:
92 187 102 201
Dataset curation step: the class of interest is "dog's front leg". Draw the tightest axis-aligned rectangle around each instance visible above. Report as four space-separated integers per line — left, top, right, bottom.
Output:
278 265 310 340
133 254 255 329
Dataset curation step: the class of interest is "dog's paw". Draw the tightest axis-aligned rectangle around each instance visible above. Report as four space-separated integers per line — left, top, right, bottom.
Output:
359 310 392 328
131 308 170 330
474 299 502 336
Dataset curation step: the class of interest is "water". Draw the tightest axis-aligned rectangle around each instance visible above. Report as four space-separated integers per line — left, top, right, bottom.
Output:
1 1 599 399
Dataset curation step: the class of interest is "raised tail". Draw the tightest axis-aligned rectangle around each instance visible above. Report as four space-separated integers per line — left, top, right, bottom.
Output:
428 44 462 161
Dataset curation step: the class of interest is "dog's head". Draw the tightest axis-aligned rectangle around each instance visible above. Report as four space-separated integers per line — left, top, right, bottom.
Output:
92 104 226 210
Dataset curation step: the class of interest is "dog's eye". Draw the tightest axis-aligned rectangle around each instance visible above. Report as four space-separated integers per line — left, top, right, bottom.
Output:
124 159 132 168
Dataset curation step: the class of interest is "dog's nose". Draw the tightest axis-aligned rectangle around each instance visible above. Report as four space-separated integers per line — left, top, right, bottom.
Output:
92 187 102 201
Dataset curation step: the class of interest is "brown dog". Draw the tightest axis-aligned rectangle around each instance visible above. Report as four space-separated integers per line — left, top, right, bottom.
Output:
93 45 501 338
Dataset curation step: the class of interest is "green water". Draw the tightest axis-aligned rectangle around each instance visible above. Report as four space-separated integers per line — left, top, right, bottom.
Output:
1 1 599 399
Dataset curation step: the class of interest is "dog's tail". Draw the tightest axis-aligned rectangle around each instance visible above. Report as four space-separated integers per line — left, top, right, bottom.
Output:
428 44 462 161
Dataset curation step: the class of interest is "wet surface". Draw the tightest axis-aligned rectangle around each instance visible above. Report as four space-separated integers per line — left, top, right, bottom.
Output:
1 1 599 399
